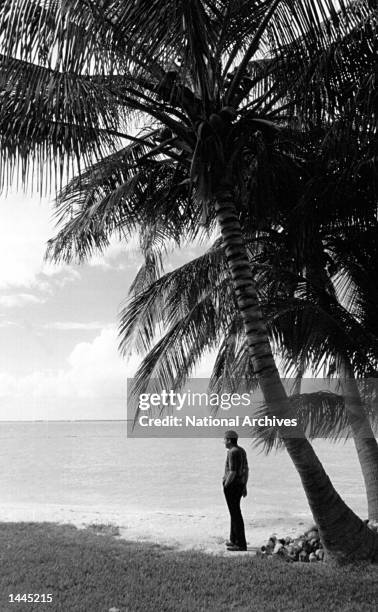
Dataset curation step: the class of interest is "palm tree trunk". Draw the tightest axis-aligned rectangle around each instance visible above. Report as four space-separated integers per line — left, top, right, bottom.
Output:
339 358 378 522
214 186 378 563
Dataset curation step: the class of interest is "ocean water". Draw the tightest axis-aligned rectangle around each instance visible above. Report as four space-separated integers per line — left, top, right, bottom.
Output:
0 421 368 521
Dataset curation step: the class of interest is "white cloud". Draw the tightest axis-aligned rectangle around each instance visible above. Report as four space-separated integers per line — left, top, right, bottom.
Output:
0 326 139 420
0 371 16 397
0 322 218 420
0 293 45 308
87 241 125 269
40 266 81 285
87 236 141 270
0 192 82 294
0 319 19 328
0 193 52 288
42 321 109 331
0 192 139 292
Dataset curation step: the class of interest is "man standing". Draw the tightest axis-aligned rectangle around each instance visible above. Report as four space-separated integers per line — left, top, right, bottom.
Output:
223 430 248 551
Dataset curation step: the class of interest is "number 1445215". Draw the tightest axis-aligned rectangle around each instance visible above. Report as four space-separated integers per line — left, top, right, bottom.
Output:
9 594 53 603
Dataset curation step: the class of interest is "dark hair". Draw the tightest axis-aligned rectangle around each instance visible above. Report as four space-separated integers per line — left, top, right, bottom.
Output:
224 430 238 444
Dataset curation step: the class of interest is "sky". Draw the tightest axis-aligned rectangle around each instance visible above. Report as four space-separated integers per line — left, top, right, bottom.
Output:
0 190 213 421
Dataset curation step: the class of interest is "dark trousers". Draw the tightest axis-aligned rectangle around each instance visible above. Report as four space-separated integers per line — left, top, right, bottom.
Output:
224 483 247 549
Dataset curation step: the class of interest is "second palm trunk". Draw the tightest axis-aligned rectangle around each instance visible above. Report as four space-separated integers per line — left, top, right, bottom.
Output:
214 187 378 563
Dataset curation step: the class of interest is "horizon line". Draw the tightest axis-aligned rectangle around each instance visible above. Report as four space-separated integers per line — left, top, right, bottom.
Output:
0 419 131 423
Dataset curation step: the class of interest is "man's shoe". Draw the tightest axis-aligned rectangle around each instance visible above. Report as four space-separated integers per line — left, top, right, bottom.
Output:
225 541 234 546
226 544 247 552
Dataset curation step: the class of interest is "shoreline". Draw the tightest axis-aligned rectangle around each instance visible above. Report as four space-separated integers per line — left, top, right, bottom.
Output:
0 502 313 554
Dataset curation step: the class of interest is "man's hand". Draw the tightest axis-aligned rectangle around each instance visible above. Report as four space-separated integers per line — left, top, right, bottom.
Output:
223 470 236 489
242 486 247 498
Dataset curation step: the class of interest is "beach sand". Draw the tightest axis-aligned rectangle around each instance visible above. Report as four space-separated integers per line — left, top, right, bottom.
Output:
0 428 366 556
0 502 313 555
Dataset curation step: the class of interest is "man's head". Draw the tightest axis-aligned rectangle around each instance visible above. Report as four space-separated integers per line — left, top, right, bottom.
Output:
224 430 238 448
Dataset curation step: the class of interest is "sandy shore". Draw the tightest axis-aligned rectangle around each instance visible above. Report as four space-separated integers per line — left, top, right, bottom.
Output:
0 503 313 555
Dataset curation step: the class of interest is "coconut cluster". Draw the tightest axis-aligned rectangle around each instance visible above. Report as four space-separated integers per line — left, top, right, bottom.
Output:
366 519 378 533
258 526 324 562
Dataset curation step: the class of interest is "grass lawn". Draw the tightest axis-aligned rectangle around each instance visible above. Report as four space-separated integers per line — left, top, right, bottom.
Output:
0 522 376 612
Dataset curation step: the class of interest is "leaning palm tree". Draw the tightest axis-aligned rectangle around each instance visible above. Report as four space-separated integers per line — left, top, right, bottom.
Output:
1 0 377 561
289 218 378 522
121 100 378 523
121 219 378 520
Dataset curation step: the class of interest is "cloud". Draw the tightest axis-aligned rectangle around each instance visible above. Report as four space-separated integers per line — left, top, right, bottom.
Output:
0 192 82 294
87 236 142 271
0 191 140 295
42 321 109 331
0 322 217 421
0 193 52 288
0 319 19 328
0 293 45 308
39 266 81 286
0 326 139 420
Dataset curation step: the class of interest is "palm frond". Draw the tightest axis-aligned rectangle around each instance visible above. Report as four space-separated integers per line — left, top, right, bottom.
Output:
122 216 378 440
119 241 228 357
0 55 128 191
277 1 376 128
252 390 348 452
130 295 221 396
254 385 378 453
46 138 197 263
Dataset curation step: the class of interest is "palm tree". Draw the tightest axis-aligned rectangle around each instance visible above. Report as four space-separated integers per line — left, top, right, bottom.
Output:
1 0 377 561
276 124 378 522
121 98 378 524
329 230 378 522
121 218 378 519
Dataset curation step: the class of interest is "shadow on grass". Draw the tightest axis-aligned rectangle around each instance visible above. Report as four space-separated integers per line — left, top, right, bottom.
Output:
84 523 121 538
0 522 377 612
